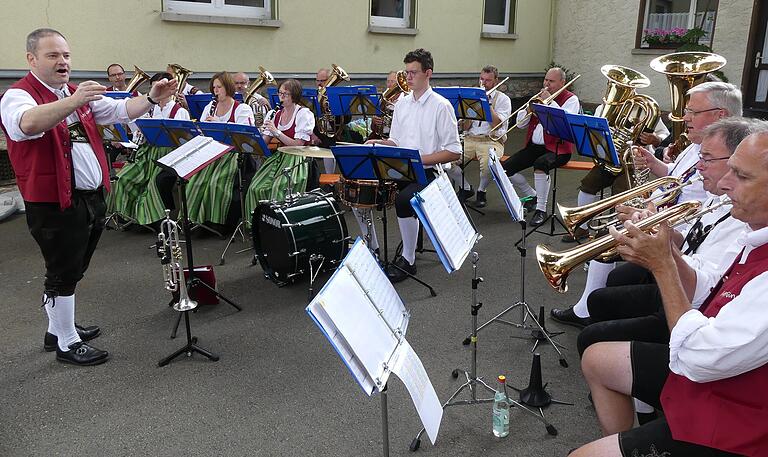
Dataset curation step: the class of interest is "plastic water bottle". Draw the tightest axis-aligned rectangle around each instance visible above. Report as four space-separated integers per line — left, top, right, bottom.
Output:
492 375 510 437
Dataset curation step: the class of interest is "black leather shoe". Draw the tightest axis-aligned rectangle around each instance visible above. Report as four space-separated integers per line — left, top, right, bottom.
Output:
550 307 592 328
473 191 487 208
456 187 474 202
44 324 101 352
521 196 537 212
386 256 416 283
561 227 589 243
56 341 109 366
529 209 547 227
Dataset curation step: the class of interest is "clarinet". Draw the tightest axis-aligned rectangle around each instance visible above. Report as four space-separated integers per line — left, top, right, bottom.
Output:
209 98 218 118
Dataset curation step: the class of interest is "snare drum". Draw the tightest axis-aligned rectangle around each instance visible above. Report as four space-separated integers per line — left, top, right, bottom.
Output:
337 178 397 209
252 191 349 285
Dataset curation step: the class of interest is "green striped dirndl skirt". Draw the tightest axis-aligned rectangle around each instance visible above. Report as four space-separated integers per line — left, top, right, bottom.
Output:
244 151 310 228
185 151 238 225
108 144 172 225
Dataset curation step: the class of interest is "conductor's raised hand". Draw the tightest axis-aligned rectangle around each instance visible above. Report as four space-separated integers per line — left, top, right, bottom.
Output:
71 81 106 107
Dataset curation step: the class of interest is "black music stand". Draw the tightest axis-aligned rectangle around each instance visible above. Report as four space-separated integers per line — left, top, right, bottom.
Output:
326 85 381 142
331 144 436 296
434 87 492 217
197 122 272 265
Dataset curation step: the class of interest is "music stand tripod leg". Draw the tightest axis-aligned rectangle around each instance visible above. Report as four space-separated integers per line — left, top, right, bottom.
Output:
159 310 219 367
219 151 250 265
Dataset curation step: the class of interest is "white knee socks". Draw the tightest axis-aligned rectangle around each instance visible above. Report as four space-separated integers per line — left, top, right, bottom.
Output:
397 217 419 264
508 173 535 198
45 294 81 351
534 173 550 212
572 261 616 318
576 191 599 230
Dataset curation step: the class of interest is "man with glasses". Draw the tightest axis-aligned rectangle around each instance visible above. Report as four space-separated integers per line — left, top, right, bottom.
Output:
365 48 462 283
550 82 740 329
233 72 271 126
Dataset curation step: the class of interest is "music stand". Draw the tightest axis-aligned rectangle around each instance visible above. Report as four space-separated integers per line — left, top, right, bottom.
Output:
184 93 244 120
326 85 381 141
267 87 322 116
434 87 492 217
197 122 272 265
331 144 436 297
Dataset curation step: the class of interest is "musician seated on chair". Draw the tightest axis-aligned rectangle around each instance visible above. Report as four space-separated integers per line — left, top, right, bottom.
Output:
503 67 580 228
369 70 404 141
262 79 314 147
550 81 741 331
445 65 512 209
233 71 270 126
571 130 768 457
365 48 462 283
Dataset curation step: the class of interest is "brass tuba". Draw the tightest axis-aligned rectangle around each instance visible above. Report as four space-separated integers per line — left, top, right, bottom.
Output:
372 70 410 138
649 52 726 159
245 66 277 127
167 63 193 99
125 65 150 93
317 64 351 137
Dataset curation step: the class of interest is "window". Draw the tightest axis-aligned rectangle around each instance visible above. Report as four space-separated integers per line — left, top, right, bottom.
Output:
164 0 272 19
638 0 718 48
483 0 516 34
370 0 412 28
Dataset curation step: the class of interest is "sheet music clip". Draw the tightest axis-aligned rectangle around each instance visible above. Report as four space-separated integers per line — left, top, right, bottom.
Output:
414 192 425 203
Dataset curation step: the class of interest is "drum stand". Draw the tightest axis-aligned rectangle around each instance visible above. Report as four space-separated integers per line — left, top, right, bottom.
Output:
219 151 255 265
409 253 556 452
168 178 243 340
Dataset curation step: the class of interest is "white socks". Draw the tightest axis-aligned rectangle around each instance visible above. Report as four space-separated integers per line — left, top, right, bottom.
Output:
576 191 599 230
534 172 550 212
445 165 471 191
572 260 616 318
323 158 336 174
397 216 419 264
508 173 535 198
478 172 491 192
634 398 655 414
44 293 81 351
352 207 379 250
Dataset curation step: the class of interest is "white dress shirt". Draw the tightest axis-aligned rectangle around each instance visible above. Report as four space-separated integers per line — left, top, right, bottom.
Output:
1 72 133 190
467 90 512 137
200 100 254 126
669 225 768 382
388 87 462 167
516 92 580 145
145 102 190 120
262 106 315 142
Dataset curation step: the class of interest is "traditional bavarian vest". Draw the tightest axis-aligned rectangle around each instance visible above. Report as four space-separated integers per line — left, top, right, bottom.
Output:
0 72 111 209
274 106 306 144
660 242 768 457
524 89 576 155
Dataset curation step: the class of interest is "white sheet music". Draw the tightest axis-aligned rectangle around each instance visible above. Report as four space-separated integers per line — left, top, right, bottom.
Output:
156 135 232 180
416 173 477 270
489 150 523 221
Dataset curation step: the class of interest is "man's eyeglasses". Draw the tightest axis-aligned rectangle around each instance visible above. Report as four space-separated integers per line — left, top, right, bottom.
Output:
108 72 125 78
697 153 730 165
404 70 423 77
683 107 722 117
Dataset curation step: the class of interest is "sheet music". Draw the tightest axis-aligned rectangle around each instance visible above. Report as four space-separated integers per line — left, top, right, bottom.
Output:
433 174 475 245
391 340 443 445
156 135 231 180
489 150 523 221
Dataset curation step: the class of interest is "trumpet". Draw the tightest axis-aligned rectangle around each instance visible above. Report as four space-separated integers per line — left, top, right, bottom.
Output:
488 74 581 142
156 210 197 312
538 198 730 293
559 174 704 234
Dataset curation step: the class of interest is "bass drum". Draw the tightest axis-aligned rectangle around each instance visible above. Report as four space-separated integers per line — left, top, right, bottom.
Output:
253 191 349 285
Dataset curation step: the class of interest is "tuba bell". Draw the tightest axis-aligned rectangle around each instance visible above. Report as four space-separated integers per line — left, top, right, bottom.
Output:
125 65 150 93
317 64 351 138
245 66 277 127
650 52 726 159
372 70 410 139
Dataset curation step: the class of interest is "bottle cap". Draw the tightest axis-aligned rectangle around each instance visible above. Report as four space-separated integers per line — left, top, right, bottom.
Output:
497 375 506 383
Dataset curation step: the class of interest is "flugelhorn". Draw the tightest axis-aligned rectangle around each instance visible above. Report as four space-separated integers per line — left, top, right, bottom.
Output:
537 199 734 293
125 65 150 93
156 210 197 312
488 74 581 142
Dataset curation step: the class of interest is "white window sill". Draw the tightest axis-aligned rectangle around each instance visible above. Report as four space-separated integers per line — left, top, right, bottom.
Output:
367 25 418 36
160 11 282 27
481 32 518 40
631 48 673 55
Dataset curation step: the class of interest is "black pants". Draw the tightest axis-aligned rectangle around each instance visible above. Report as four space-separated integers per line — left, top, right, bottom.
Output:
25 189 106 296
578 166 630 195
394 168 437 218
502 142 571 176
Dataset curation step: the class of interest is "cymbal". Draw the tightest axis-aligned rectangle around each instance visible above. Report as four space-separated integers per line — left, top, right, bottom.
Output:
278 145 334 159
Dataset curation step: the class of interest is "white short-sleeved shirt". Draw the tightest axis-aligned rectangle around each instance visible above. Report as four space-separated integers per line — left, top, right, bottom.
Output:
0 72 133 190
388 87 462 168
263 106 315 142
200 100 254 126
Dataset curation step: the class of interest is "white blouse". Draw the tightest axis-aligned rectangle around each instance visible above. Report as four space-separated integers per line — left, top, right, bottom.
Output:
200 100 254 126
263 105 315 142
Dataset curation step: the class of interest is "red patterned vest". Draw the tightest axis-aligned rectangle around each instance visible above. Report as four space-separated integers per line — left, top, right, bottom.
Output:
524 89 576 155
0 72 111 209
660 242 768 456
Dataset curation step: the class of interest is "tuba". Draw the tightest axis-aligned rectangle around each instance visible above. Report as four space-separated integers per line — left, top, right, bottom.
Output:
156 210 198 312
317 64 351 137
245 66 277 127
125 65 150 93
372 70 410 139
650 52 726 160
167 63 193 99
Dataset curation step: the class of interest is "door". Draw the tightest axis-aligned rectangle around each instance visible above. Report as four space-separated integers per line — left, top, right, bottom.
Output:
744 1 768 116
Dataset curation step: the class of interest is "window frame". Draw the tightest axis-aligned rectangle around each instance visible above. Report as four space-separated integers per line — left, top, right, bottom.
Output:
482 0 514 34
163 0 272 19
370 0 412 28
636 0 718 49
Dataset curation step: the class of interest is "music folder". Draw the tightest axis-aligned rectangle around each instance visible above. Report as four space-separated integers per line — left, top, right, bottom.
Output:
155 135 233 181
197 122 272 157
488 150 523 221
306 239 443 444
